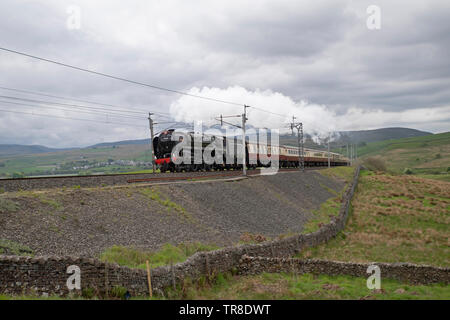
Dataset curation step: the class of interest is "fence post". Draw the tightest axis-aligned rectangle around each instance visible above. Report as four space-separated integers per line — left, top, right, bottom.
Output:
146 260 152 298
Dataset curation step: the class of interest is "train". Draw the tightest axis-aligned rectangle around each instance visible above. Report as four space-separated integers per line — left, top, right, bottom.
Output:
152 129 349 172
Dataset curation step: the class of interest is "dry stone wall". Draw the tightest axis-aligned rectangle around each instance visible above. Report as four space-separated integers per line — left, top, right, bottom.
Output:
237 255 449 285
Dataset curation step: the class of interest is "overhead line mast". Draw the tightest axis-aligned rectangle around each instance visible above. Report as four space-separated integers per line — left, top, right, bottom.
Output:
290 116 305 172
148 113 156 174
242 105 249 176
328 132 331 168
214 106 249 176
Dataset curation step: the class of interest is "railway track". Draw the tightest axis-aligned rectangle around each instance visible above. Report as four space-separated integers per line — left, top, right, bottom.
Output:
0 167 331 192
126 167 325 183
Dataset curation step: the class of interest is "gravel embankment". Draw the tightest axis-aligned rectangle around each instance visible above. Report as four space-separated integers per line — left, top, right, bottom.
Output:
0 170 344 257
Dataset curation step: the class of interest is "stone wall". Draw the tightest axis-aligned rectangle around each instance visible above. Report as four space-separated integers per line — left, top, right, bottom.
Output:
0 255 148 296
237 255 449 285
5 165 438 297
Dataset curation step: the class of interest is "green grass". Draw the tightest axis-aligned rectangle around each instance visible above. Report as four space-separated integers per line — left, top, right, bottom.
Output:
0 239 33 256
99 242 219 269
318 166 355 183
140 187 189 217
158 272 450 300
39 196 63 210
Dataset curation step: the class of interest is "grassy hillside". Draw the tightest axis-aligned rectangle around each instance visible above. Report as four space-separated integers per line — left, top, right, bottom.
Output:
0 144 66 157
297 170 449 267
356 132 450 180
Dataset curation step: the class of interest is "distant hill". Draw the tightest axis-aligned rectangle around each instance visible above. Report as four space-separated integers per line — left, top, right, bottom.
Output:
357 131 450 181
89 139 150 148
0 144 73 157
280 127 431 150
335 127 431 145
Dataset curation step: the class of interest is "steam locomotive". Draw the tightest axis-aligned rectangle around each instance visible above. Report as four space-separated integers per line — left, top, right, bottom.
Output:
152 129 348 173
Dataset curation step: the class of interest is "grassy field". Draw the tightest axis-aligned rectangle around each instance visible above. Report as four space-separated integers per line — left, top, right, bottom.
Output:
355 132 450 180
297 169 449 267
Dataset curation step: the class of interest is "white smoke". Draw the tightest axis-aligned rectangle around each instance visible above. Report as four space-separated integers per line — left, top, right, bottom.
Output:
169 86 450 142
169 86 337 141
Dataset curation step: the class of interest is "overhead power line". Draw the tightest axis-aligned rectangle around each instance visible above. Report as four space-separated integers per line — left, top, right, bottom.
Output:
0 95 147 120
0 46 294 121
249 105 287 118
0 47 243 107
0 106 148 128
0 99 146 120
0 85 171 116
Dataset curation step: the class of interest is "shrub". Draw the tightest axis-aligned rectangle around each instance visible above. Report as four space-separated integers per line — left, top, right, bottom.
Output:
403 168 413 175
110 286 127 299
363 157 387 172
12 172 24 179
82 287 95 299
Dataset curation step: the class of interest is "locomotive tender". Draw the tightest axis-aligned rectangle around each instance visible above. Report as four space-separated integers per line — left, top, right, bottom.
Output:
153 129 348 173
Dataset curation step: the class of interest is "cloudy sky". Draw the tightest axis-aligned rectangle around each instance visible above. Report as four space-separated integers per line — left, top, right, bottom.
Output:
0 0 449 147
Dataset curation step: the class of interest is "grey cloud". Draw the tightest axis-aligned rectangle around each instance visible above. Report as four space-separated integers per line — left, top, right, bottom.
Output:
0 0 448 147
